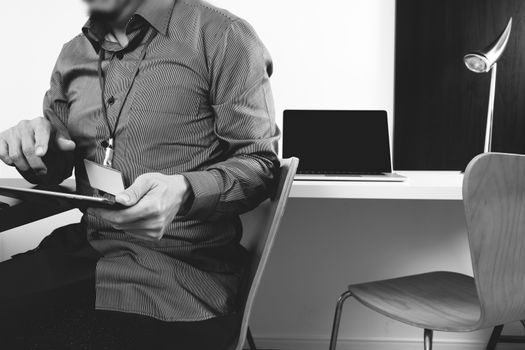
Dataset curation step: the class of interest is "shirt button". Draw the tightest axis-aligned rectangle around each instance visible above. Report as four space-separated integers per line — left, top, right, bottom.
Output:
116 52 124 60
107 96 115 105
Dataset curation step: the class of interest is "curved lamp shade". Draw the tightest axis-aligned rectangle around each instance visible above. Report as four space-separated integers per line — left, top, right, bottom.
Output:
463 18 513 153
464 18 512 73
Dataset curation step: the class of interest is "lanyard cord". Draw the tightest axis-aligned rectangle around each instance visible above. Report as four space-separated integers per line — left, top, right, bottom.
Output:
97 29 158 144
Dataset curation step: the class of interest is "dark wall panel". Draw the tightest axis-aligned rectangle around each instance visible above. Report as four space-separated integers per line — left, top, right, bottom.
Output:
394 0 525 170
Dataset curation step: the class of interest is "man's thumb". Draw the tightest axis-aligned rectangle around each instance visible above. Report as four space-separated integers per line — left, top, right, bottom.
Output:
55 129 76 151
116 176 150 206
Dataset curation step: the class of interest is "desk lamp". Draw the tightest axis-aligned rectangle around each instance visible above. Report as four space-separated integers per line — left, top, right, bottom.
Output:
464 18 512 153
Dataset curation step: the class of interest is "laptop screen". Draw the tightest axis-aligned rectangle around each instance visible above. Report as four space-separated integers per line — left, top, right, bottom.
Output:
283 110 392 174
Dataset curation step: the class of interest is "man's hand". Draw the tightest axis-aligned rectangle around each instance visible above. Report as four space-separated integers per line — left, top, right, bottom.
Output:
0 117 76 175
89 173 192 241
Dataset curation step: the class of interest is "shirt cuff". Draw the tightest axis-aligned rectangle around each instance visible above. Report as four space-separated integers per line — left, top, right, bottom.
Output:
180 171 221 220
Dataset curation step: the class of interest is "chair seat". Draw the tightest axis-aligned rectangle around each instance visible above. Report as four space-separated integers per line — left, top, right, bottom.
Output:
348 271 482 332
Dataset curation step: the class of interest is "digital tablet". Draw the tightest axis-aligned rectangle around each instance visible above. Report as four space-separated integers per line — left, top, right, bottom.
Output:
0 179 124 209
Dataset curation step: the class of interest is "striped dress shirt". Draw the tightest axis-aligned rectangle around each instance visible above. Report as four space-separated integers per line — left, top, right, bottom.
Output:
39 0 279 321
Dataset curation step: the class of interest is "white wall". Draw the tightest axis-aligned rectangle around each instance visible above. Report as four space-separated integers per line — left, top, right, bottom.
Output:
0 1 518 349
210 0 396 141
0 2 88 178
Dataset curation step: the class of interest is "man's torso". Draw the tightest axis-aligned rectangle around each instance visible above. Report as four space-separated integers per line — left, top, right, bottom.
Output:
55 0 250 322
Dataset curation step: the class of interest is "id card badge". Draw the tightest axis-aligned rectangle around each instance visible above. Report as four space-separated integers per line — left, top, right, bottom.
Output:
84 159 125 196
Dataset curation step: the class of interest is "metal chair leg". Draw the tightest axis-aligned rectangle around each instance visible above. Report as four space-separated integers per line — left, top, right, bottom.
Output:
424 329 433 350
328 290 353 350
521 320 525 330
246 327 257 350
485 325 503 350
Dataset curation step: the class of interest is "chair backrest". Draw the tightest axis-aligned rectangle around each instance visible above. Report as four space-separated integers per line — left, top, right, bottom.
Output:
463 153 525 328
229 158 299 350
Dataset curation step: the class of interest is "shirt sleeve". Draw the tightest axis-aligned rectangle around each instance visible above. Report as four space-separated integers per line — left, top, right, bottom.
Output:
21 45 74 185
181 19 280 221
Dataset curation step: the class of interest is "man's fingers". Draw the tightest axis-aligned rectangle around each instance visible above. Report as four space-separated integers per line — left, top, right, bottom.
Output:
116 176 153 206
88 199 156 228
112 199 156 222
54 126 76 152
7 136 30 172
55 136 76 152
33 120 51 157
0 117 73 173
21 128 47 174
0 139 13 166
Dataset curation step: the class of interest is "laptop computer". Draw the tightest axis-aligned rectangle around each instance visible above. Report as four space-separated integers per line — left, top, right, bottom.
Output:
283 110 406 182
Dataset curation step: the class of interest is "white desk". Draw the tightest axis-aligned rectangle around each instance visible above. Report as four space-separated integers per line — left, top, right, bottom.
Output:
290 171 463 200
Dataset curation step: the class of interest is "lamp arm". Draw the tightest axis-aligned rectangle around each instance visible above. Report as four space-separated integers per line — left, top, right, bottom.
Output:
484 64 497 153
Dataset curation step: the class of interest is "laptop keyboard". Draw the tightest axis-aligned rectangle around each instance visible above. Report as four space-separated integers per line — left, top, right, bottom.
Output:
300 171 385 176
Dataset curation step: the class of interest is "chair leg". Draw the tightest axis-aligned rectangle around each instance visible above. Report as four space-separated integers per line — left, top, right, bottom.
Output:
424 329 433 350
328 290 353 350
246 327 257 350
521 320 525 330
485 325 503 350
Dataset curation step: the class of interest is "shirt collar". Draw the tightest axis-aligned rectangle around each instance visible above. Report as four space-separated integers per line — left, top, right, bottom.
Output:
82 0 176 50
135 0 176 36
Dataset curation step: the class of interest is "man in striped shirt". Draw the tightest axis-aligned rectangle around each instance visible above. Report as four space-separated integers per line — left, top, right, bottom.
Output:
0 0 279 348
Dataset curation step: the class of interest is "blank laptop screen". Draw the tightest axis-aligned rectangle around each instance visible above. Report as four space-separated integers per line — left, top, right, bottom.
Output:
283 110 392 174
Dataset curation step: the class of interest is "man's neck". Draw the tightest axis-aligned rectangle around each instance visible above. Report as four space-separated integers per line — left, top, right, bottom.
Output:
106 0 144 46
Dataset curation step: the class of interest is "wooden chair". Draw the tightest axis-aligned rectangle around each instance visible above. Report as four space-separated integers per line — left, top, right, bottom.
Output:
329 153 525 350
228 157 299 350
